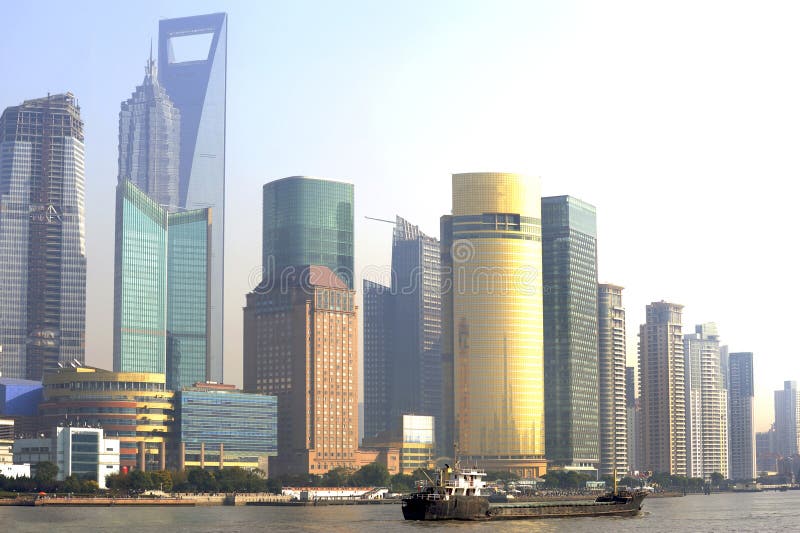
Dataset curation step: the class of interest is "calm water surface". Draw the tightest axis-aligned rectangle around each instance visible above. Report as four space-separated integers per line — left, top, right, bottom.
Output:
2 492 799 532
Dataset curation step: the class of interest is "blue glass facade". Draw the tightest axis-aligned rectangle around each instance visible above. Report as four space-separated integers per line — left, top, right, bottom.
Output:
262 177 354 289
176 389 277 464
113 180 210 386
167 210 211 389
114 180 168 374
158 13 227 382
0 378 43 416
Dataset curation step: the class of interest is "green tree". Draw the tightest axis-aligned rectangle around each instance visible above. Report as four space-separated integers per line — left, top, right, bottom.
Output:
710 472 724 488
187 468 218 492
81 480 99 494
62 474 82 494
390 473 415 493
127 469 154 493
322 467 354 487
34 461 59 487
350 462 390 487
150 470 173 492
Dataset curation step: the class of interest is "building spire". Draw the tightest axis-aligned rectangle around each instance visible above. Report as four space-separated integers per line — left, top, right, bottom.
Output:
145 39 157 80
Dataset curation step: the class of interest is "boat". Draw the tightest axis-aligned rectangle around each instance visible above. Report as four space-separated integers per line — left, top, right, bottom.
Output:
401 463 647 521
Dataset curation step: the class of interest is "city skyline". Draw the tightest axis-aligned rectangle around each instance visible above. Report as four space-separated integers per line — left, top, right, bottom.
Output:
1 1 798 431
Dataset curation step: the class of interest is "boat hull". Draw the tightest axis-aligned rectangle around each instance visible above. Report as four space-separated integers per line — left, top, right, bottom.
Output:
402 492 647 521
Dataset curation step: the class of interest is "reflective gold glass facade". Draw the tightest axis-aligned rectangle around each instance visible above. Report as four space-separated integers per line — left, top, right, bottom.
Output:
444 173 546 476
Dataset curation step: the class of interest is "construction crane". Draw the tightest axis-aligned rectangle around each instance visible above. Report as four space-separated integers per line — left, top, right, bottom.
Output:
364 216 395 225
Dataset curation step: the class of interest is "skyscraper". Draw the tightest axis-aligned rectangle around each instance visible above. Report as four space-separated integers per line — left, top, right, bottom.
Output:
639 301 686 476
542 195 599 472
261 176 354 288
598 284 627 478
158 13 227 382
363 217 441 444
440 172 546 476
728 352 755 480
684 323 728 480
243 266 358 476
0 93 86 380
363 280 392 440
113 180 210 388
118 52 181 211
390 216 442 437
774 381 799 457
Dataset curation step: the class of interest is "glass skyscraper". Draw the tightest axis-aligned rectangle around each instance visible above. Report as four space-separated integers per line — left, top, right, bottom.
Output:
542 195 599 472
728 352 755 480
158 13 227 382
113 179 210 388
441 172 546 477
0 93 86 380
363 217 442 448
363 279 392 440
261 176 354 288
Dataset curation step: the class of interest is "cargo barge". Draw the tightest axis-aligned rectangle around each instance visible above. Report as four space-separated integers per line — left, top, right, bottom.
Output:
402 464 647 521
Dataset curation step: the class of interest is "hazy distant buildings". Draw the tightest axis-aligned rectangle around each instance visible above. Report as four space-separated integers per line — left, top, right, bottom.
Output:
118 52 181 211
639 301 686 476
113 180 211 389
774 381 799 457
440 172 546 476
756 425 779 474
158 13 227 382
597 284 627 477
243 265 358 476
363 217 441 446
542 196 599 473
625 366 641 473
0 94 86 380
728 352 755 480
261 176 354 289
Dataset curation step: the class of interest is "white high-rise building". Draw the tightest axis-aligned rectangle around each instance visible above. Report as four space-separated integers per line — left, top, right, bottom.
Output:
684 323 728 480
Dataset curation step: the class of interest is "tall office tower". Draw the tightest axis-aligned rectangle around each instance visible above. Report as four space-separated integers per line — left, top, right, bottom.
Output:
597 284 627 478
158 13 227 382
720 345 729 390
542 196 599 472
363 217 441 446
243 266 358 476
756 425 779 473
0 94 86 380
774 381 799 457
728 352 755 480
118 52 181 211
639 301 686 476
684 323 728 480
440 172 546 476
440 215 455 460
363 280 391 440
625 366 641 473
390 217 442 432
262 177 354 289
113 180 210 388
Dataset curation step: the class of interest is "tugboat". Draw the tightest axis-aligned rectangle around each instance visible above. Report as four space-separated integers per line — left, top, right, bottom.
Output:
402 463 648 521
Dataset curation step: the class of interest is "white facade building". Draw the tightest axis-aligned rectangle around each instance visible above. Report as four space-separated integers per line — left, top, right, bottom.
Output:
13 427 120 488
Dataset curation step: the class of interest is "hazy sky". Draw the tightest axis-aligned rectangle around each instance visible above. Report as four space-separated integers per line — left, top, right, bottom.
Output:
2 0 798 431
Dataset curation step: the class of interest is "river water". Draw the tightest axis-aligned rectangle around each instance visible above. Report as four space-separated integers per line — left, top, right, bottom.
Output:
2 491 798 532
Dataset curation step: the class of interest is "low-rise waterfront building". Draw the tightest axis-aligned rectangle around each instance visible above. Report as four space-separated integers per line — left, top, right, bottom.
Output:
1 463 30 478
39 366 173 470
173 382 277 472
13 426 120 488
362 414 435 474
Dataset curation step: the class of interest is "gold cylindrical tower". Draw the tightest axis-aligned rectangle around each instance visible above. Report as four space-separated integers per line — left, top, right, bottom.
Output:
446 172 546 476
